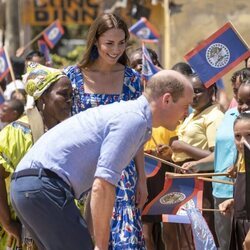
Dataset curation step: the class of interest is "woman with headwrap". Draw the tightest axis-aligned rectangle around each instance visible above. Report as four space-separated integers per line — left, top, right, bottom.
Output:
0 62 72 249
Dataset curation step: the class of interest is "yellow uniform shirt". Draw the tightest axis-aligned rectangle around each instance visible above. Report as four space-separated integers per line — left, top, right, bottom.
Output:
144 126 176 151
172 104 224 162
0 115 33 173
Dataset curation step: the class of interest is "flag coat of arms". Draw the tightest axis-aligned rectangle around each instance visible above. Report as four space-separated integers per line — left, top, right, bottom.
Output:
0 48 10 82
143 175 203 224
43 20 64 49
129 17 160 43
185 22 250 88
142 43 160 81
38 40 52 63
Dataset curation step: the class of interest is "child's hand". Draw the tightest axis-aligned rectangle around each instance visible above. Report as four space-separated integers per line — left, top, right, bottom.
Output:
227 165 237 178
219 198 234 216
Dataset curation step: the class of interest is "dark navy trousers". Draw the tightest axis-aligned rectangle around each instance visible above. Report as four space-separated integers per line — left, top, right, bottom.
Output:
10 175 93 250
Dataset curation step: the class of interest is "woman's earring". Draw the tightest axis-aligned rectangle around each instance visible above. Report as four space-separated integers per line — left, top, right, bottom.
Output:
90 45 99 60
42 103 46 111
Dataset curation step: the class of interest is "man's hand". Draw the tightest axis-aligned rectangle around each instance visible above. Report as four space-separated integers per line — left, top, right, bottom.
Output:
91 178 115 250
135 176 148 210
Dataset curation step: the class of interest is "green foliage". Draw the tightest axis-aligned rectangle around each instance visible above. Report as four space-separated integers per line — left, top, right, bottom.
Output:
51 45 86 68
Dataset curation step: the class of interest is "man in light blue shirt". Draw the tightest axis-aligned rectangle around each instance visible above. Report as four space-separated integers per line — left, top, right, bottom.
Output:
10 70 193 250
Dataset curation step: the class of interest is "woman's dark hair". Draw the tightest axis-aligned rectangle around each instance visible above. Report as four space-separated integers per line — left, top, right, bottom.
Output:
171 62 193 76
25 51 45 61
129 47 163 68
234 111 250 127
231 68 250 84
78 13 130 69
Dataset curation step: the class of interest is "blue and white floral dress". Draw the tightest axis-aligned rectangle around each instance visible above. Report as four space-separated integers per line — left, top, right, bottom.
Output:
64 65 146 249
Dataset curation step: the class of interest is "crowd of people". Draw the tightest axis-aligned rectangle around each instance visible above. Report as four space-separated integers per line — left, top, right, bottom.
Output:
0 13 250 250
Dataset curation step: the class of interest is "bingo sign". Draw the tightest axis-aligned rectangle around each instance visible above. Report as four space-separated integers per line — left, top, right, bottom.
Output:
22 0 101 26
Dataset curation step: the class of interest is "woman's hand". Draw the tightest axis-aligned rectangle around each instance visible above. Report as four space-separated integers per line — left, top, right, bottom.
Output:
135 176 148 210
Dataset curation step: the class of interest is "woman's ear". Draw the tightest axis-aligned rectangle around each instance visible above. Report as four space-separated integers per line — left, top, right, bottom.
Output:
36 99 43 112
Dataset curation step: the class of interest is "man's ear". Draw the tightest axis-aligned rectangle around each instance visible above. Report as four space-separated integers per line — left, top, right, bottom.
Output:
162 93 171 105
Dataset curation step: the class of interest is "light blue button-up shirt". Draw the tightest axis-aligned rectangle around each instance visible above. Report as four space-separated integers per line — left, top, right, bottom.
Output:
16 95 152 199
212 107 238 198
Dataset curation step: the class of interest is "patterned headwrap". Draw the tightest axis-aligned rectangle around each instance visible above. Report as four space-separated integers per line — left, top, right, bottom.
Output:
24 62 66 100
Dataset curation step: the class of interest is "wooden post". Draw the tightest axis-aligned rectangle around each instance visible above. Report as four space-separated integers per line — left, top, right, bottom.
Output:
163 0 170 68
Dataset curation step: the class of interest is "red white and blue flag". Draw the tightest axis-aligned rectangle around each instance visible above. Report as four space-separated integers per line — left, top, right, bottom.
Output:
43 20 64 49
129 17 160 43
142 43 160 81
38 39 52 63
185 22 250 88
0 90 5 105
144 154 162 177
0 48 10 82
142 175 203 224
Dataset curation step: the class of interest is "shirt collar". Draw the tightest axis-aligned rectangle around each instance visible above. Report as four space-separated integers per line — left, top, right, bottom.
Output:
137 95 152 132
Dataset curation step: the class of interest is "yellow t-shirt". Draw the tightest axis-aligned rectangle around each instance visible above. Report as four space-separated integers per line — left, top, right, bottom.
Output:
0 115 33 173
172 104 224 162
236 153 245 173
144 126 176 151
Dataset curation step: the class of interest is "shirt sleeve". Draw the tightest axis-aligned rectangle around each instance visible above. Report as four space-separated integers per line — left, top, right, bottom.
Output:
95 112 147 186
0 122 33 173
206 109 224 148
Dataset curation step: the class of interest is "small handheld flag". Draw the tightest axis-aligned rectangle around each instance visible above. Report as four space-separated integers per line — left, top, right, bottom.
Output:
129 17 160 43
143 175 203 224
142 43 160 81
43 20 64 49
185 22 250 88
0 87 5 105
38 40 52 63
0 48 10 82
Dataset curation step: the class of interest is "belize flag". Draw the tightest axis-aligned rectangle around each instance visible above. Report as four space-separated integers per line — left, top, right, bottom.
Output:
142 43 160 81
142 175 203 224
0 89 4 105
0 48 10 82
129 17 160 43
185 22 250 88
38 39 52 63
43 20 64 49
144 153 162 177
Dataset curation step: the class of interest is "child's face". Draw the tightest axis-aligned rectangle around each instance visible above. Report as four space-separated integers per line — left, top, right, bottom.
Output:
234 119 250 153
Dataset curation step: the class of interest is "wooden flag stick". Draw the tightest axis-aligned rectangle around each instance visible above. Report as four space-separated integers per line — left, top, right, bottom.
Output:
151 135 160 154
144 152 184 170
200 208 221 212
197 177 234 185
166 172 229 178
3 46 18 92
23 32 44 51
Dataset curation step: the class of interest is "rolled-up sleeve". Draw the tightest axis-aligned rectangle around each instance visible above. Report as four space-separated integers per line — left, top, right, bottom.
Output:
95 112 147 186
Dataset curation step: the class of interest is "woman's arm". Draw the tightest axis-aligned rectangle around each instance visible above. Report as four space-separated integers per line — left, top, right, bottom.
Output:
0 165 22 245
